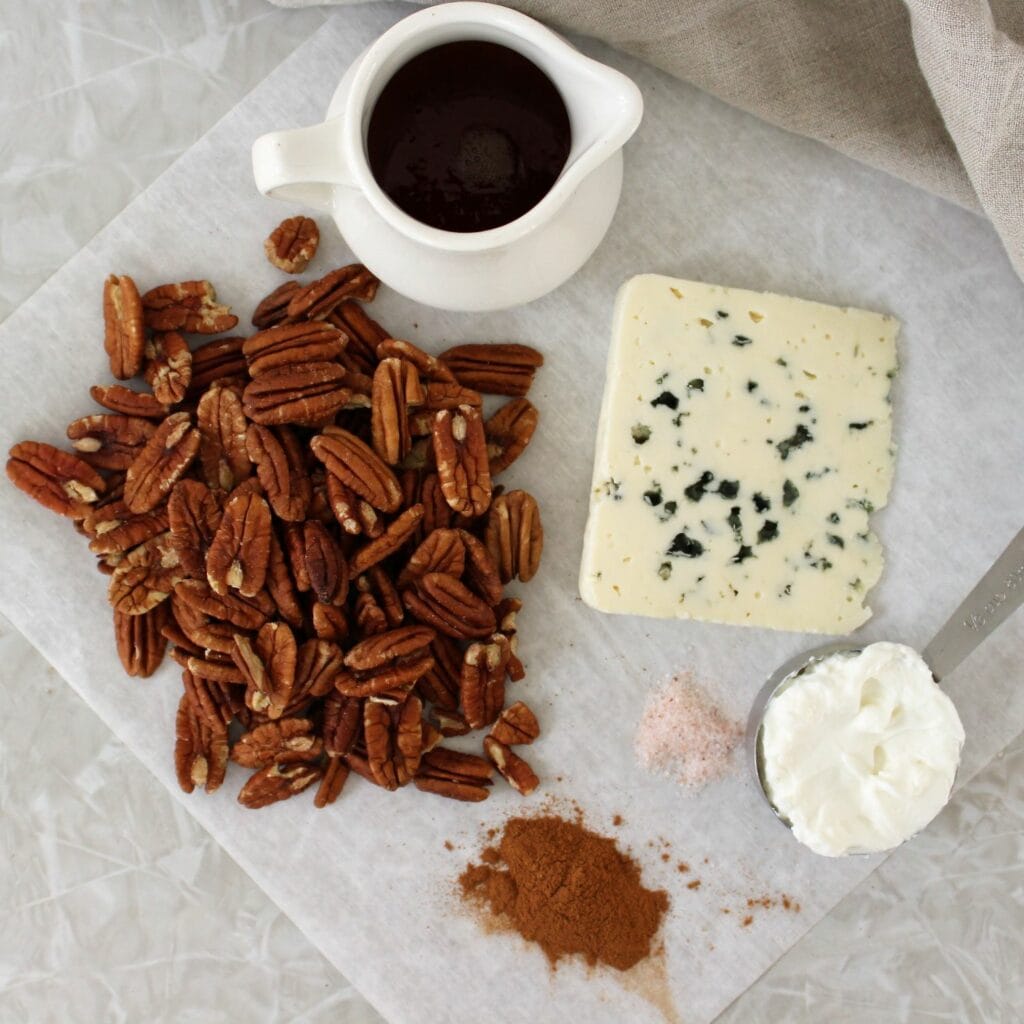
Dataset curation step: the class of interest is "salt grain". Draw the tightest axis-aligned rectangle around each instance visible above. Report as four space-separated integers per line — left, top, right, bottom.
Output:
635 673 741 789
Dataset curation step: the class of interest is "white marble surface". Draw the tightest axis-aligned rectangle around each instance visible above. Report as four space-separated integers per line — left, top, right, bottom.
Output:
0 3 1021 1021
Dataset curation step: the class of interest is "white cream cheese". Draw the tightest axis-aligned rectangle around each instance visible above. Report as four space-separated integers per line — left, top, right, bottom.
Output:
760 641 964 857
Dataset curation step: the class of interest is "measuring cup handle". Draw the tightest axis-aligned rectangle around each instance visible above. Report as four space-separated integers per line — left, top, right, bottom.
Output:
251 119 353 212
923 524 1024 681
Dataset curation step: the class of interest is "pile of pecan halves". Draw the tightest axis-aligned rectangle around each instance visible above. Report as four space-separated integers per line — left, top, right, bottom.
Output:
5 222 545 810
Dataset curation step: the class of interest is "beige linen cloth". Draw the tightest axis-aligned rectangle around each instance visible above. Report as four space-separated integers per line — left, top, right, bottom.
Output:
272 0 1024 280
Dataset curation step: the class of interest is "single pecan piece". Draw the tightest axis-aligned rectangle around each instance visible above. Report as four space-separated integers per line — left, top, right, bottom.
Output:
252 280 302 329
232 620 297 719
243 321 345 377
206 490 272 597
169 591 236 654
419 473 452 534
371 357 424 465
345 624 436 671
173 578 273 630
197 385 252 493
433 709 471 737
175 675 228 794
376 339 456 383
364 694 423 790
439 343 543 397
87 500 169 555
485 490 543 584
486 398 538 475
458 528 503 605
286 264 379 321
90 384 170 420
329 299 387 366
144 331 192 405
398 528 465 588
414 746 493 801
310 426 402 513
288 638 346 710
315 756 350 807
264 527 304 628
323 691 362 756
335 654 435 699
124 412 200 514
114 603 170 677
232 717 321 768
243 361 352 426
356 567 404 628
413 775 489 802
6 441 106 517
312 600 350 642
421 718 444 754
461 634 511 729
324 465 383 537
108 532 184 614
167 479 222 576
484 736 539 795
245 424 311 522
103 274 146 380
431 406 492 516
402 572 496 640
238 760 321 808
302 520 349 604
353 591 388 638
188 336 248 394
489 701 540 746
265 216 320 274
67 414 155 471
349 504 424 576
415 634 462 711
142 280 238 334
421 381 483 410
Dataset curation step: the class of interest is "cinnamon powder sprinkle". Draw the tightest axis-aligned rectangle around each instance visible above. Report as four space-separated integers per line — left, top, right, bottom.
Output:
459 814 669 971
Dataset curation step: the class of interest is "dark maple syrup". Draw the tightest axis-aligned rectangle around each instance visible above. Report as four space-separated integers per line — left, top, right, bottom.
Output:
366 40 571 233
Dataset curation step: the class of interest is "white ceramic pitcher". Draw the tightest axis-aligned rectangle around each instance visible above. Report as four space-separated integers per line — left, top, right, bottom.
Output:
251 2 643 312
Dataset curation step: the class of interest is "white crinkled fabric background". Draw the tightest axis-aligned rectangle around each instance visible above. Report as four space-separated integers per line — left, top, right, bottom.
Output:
0 2 1022 1021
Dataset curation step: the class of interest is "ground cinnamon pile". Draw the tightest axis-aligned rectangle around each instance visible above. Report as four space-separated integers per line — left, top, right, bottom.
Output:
458 813 668 970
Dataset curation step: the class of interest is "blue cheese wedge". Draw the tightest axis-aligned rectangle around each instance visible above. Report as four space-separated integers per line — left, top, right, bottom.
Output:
579 274 899 633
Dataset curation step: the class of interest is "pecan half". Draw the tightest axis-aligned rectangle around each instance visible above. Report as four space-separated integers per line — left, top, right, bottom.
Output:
414 747 492 801
415 635 462 710
114 603 170 677
302 520 348 604
349 503 424 576
421 381 483 411
103 274 146 380
376 339 456 383
458 528 503 605
439 343 543 397
243 322 345 377
461 634 511 729
314 756 350 807
232 717 321 768
175 678 229 794
364 694 423 789
196 385 252 492
265 527 304 628
336 647 435 699
310 426 402 513
142 280 238 334
485 490 543 584
484 736 539 795
431 406 492 516
169 591 236 655
173 578 273 631
345 624 436 671
245 424 311 522
108 532 185 614
189 336 248 394
6 441 105 517
402 572 496 640
232 621 297 719
243 361 352 426
312 601 350 642
87 500 169 555
265 216 319 274
144 331 193 404
238 760 321 808
67 414 155 471
289 638 346 709
356 566 404 628
252 280 302 329
327 300 386 374
489 701 540 746
323 691 362 756
206 490 272 597
371 357 424 465
167 479 222 576
286 264 379 321
124 412 200 514
486 398 538 475
398 528 465 588
90 383 170 419
419 473 452 534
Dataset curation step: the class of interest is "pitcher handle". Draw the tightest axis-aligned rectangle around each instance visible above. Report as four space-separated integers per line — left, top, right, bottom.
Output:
252 119 353 212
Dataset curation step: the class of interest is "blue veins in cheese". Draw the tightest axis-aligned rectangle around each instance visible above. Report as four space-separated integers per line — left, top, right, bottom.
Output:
579 274 899 633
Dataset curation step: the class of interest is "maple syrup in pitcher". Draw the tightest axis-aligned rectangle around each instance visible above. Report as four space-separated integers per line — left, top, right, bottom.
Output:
367 40 572 232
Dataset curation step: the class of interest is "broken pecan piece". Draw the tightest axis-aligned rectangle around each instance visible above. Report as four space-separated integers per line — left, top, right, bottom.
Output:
398 528 465 588
323 691 362 756
103 274 146 380
89 384 170 420
144 331 193 405
67 414 155 471
142 280 238 334
232 620 297 720
264 216 319 274
349 503 424 576
315 756 350 807
238 760 322 808
86 500 169 556
243 321 345 377
458 528 503 605
252 280 302 329
232 717 321 768
245 424 311 522
484 736 539 795
124 412 200 514
461 634 511 729
206 490 272 597
414 746 493 801
431 406 492 516
108 532 185 615
484 490 543 583
173 578 273 631
310 426 403 513
6 441 105 517
114 603 170 677
375 339 456 383
286 264 379 321
485 398 538 475
327 299 387 374
402 572 496 640
439 343 543 397
243 361 352 426
489 701 540 746
188 336 248 394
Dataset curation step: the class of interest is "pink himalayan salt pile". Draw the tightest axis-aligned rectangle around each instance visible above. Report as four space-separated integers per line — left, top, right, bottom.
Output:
635 673 742 789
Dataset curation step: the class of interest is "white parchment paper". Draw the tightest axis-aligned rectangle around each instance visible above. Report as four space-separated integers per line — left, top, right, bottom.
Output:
1 6 1022 1023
